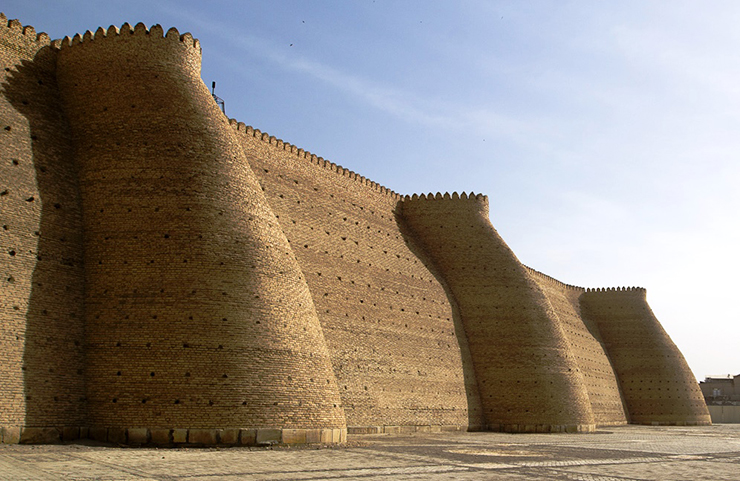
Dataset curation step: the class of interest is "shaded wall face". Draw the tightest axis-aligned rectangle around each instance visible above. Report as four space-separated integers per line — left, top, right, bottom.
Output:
581 289 711 425
400 195 595 432
527 270 627 426
54 26 345 430
238 129 482 429
0 15 711 439
0 19 86 429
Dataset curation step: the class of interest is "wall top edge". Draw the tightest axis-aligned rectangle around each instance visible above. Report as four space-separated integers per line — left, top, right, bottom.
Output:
524 266 584 291
401 192 488 202
583 286 646 294
0 12 52 46
55 22 200 51
229 118 403 201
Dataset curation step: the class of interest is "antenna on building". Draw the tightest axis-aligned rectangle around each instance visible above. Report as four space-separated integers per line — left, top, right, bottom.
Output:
211 81 225 114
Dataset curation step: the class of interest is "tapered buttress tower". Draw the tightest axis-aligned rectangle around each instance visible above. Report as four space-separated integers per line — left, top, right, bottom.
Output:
54 23 346 444
0 14 709 445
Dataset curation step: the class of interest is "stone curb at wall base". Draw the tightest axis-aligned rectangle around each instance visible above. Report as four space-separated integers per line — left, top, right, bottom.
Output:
1 426 347 445
489 423 597 433
347 425 467 435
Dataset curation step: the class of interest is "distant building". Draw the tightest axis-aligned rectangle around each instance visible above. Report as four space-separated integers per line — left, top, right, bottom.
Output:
700 375 740 405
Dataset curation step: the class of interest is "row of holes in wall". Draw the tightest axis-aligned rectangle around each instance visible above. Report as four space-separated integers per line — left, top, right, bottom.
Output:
104 398 342 408
261 169 393 218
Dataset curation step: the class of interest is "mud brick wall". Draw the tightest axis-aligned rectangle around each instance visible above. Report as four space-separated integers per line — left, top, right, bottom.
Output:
0 12 711 442
236 124 482 430
581 288 710 425
527 269 627 425
54 23 344 431
0 14 86 430
400 193 595 433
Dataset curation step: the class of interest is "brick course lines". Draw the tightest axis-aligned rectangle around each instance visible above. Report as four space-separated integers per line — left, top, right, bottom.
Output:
236 125 482 430
581 288 711 425
527 268 628 426
53 22 344 431
0 13 86 431
0 13 711 444
400 193 596 432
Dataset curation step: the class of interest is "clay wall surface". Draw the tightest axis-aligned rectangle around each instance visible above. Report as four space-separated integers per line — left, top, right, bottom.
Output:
0 13 710 444
0 14 86 435
400 193 595 433
236 124 483 430
580 288 710 425
54 23 344 433
526 268 627 425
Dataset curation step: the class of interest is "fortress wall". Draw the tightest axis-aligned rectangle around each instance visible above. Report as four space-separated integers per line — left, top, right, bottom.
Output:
0 14 86 437
0 14 713 443
580 288 710 425
54 24 345 435
526 269 627 425
400 193 595 432
235 124 483 430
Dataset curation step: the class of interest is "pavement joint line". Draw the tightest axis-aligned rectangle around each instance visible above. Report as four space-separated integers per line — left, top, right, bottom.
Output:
514 456 666 467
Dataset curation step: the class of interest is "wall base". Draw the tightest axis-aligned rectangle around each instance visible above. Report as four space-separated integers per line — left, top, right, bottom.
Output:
0 425 347 445
488 423 597 433
347 425 470 435
347 423 597 435
642 421 712 426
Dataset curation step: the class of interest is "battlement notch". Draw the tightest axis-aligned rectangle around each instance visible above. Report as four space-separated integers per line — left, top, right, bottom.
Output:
0 13 52 55
57 22 200 52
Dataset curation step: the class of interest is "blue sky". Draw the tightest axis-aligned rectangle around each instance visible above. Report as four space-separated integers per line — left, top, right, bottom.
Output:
6 1 739 380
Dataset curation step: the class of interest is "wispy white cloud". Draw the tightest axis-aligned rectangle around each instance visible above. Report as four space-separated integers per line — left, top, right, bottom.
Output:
162 1 540 145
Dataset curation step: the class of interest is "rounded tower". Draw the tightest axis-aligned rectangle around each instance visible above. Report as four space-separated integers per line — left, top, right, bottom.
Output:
580 288 710 425
55 23 346 444
401 193 595 433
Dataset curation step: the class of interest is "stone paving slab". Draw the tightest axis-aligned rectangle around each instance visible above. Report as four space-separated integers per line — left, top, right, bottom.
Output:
0 424 738 480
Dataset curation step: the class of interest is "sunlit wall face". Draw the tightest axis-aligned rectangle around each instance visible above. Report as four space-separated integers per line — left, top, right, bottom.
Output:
3 0 738 381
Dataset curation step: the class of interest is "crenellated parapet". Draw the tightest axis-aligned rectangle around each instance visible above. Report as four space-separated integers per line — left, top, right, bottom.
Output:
0 13 52 55
57 22 200 71
584 286 646 294
403 191 487 201
230 119 401 199
525 266 584 293
58 22 199 49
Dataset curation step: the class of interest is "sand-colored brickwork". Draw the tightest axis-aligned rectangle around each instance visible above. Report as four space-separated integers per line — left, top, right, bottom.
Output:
0 13 86 435
581 288 710 425
400 193 595 432
235 124 483 431
53 23 344 433
0 13 709 444
527 269 628 425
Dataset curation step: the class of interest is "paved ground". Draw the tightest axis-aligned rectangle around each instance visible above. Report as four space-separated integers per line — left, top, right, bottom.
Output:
1 424 739 480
